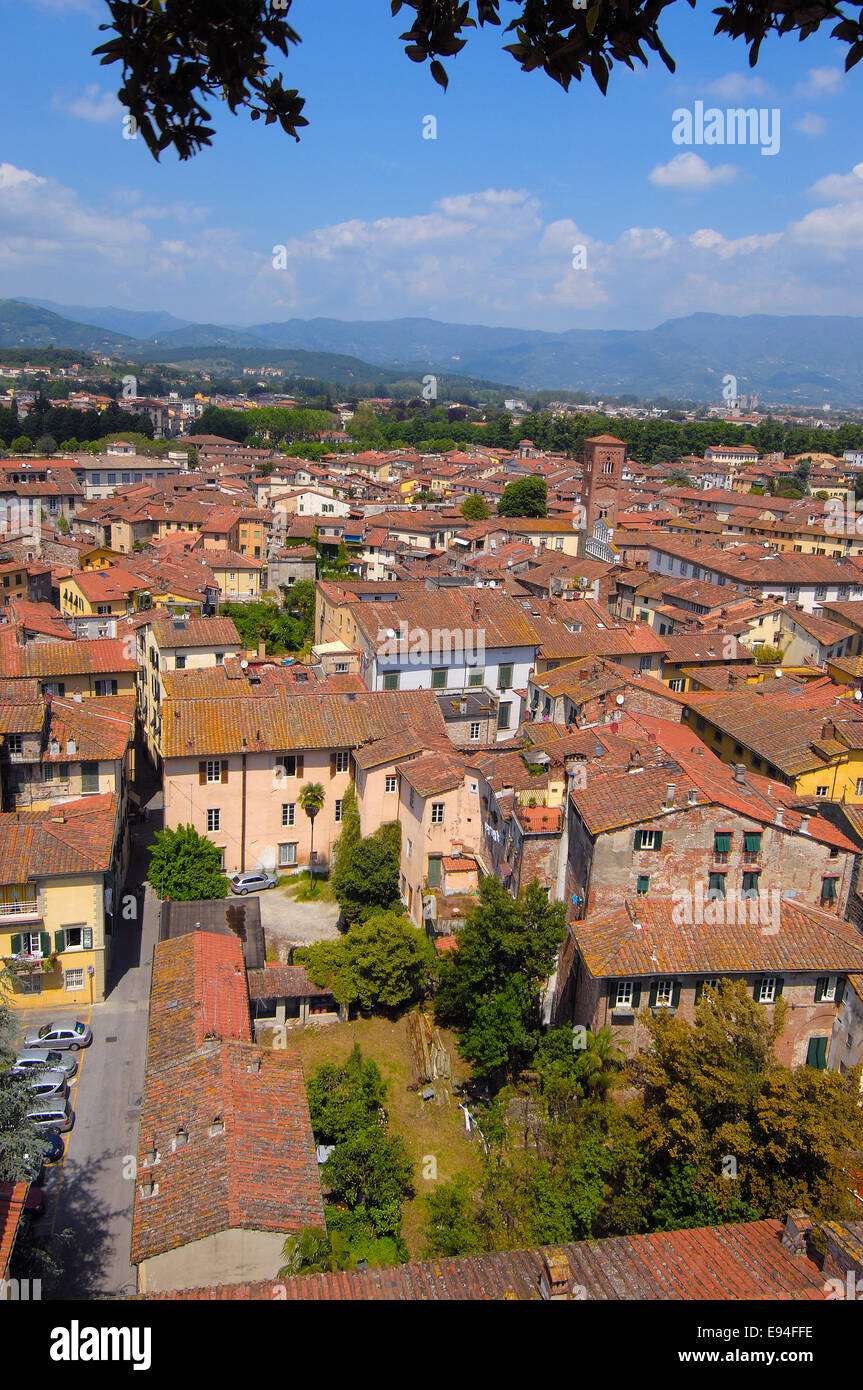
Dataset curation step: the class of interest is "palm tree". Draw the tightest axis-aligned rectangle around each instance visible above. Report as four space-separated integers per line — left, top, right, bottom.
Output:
278 1226 353 1278
298 781 325 888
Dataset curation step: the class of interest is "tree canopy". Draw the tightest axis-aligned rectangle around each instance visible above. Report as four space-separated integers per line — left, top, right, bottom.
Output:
296 910 433 1013
90 1 863 162
497 476 548 518
147 824 229 901
330 823 402 924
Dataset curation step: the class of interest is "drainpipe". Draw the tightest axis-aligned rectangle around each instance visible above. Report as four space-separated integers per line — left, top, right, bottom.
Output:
241 743 247 872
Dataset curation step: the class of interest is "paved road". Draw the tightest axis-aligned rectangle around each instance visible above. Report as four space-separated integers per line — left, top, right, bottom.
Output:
25 806 160 1299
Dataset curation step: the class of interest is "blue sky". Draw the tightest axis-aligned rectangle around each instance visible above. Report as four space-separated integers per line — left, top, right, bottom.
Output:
0 0 861 331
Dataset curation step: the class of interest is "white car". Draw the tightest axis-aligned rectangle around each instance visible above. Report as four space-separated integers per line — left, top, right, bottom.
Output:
12 1048 78 1079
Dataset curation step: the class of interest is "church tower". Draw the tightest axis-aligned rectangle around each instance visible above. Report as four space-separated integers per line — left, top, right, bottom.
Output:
581 434 626 533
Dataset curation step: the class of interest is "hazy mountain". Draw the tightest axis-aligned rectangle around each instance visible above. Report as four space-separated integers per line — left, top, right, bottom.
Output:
16 299 192 340
5 298 863 403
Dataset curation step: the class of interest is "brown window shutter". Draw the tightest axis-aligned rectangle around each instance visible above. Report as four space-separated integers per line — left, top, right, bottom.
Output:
221 760 228 783
330 753 337 779
297 755 304 778
199 761 206 785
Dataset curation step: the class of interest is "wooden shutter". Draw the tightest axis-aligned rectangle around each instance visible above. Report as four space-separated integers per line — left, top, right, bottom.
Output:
630 980 642 1008
54 929 66 953
648 981 658 1008
10 933 22 955
836 976 846 1005
694 979 704 1004
775 977 784 998
654 830 663 851
815 976 827 1003
634 829 643 851
220 760 228 783
330 754 337 779
714 832 731 853
671 980 681 1008
199 761 206 785
39 932 51 957
296 755 304 778
83 927 93 949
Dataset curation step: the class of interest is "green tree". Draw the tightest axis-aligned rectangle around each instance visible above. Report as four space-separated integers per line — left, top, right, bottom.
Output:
323 1125 415 1241
277 1226 354 1277
461 494 490 521
298 782 325 883
306 1044 388 1145
497 476 547 518
147 823 228 900
56 514 70 535
34 435 57 457
0 973 54 1181
11 436 32 454
297 911 432 1013
331 830 401 924
435 878 566 1085
663 470 694 487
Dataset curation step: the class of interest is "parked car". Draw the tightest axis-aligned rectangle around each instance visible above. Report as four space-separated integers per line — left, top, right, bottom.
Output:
37 1130 65 1164
22 1069 68 1100
22 1021 92 1051
228 870 278 896
23 1186 45 1217
26 1097 73 1133
12 1049 78 1079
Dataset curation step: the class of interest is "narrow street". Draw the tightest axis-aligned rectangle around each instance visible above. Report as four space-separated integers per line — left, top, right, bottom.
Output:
35 776 162 1299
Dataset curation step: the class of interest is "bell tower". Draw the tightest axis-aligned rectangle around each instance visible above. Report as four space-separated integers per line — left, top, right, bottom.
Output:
581 434 626 533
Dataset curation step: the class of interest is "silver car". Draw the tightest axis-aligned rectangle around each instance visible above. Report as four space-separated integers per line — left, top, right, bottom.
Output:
21 1069 68 1100
26 1096 73 1133
12 1048 78 1079
22 1021 92 1051
229 870 278 896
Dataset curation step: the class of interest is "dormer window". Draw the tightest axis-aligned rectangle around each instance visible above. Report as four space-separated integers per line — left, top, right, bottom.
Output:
209 1116 225 1137
173 1126 189 1150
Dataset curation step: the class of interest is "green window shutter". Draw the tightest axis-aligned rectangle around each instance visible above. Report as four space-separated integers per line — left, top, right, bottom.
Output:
39 931 51 956
671 980 681 1008
814 976 826 1003
775 977 784 998
608 985 619 1009
806 1036 828 1069
54 929 66 953
654 831 663 851
631 981 642 1008
648 981 658 1008
82 927 93 949
694 979 704 1004
743 832 761 852
753 979 762 1000
636 875 649 895
10 933 22 954
836 976 846 1005
714 832 731 853
634 829 643 850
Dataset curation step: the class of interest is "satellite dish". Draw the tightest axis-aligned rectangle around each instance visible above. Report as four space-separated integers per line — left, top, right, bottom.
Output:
615 694 625 706
855 689 862 701
240 659 248 669
774 669 782 677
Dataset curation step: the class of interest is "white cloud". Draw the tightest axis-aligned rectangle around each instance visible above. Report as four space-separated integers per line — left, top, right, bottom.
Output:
793 113 827 137
705 73 770 100
52 86 121 125
808 162 863 202
795 67 844 98
648 154 739 191
688 227 782 258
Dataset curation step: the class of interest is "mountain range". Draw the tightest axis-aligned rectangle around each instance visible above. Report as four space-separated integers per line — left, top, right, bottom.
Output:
4 299 863 405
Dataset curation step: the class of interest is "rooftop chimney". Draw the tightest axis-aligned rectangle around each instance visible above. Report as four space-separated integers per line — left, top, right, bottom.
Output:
665 783 675 807
539 1248 573 1301
781 1210 813 1259
775 808 784 827
733 763 746 784
799 814 810 834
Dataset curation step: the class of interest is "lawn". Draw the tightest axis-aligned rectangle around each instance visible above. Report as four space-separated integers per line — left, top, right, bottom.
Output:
277 869 337 903
284 1014 481 1259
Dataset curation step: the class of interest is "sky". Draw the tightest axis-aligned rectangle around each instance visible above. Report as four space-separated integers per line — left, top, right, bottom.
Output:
0 0 861 332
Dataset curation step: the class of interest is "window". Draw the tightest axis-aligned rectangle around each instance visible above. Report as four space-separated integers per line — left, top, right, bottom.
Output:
207 808 220 832
713 831 731 858
334 751 349 773
431 802 444 825
815 785 828 797
654 979 675 1008
668 678 685 692
696 716 705 731
206 759 222 783
95 679 118 696
282 803 296 827
741 871 760 899
406 838 413 857
431 668 447 689
7 734 22 755
81 761 99 793
821 876 838 906
498 664 513 690
383 673 399 691
497 703 511 731
277 755 302 778
756 977 780 1004
806 1036 829 1069
64 969 84 991
335 662 348 673
335 799 343 823
707 872 726 900
215 652 224 665
409 788 415 810
743 831 761 855
62 926 84 950
636 875 649 895
469 668 484 687
815 975 837 1003
639 655 652 672
751 756 763 771
613 981 634 1009
278 843 297 866
469 721 482 741
635 828 662 851
175 655 186 670
385 775 397 794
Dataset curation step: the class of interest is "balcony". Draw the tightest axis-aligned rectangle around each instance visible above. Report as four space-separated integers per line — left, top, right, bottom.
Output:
0 899 39 920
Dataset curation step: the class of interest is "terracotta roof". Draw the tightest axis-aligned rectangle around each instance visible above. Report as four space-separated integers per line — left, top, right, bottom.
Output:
0 630 136 678
150 615 242 650
0 793 119 883
0 1182 28 1280
399 751 466 798
442 856 477 872
246 966 330 999
573 896 863 978
137 1218 831 1299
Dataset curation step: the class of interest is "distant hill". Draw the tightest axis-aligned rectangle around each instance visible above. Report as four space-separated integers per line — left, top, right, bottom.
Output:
6 299 863 404
16 299 192 340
